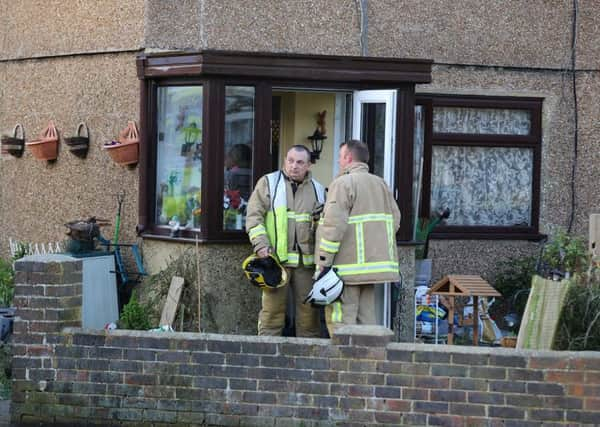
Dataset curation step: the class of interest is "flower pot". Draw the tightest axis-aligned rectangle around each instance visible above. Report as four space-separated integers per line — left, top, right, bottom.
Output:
63 122 89 158
26 121 59 161
104 121 139 166
1 124 25 158
104 140 139 165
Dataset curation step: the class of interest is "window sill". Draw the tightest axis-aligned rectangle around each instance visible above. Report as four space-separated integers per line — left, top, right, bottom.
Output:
140 232 251 245
429 231 547 241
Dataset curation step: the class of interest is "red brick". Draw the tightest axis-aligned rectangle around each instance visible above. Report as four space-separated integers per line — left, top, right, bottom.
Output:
375 411 402 424
584 398 600 411
567 384 585 396
545 370 584 383
529 357 568 370
586 371 600 384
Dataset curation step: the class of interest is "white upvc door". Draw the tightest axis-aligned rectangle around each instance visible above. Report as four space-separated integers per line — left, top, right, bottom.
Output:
352 90 397 328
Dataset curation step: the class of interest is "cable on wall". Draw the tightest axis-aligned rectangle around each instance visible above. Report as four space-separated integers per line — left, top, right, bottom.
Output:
567 0 579 233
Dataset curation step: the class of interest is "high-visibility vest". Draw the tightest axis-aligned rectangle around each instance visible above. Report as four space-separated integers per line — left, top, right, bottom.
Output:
264 171 325 265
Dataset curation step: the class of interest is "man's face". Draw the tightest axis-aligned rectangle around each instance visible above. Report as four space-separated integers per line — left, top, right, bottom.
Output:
284 148 311 181
338 144 353 170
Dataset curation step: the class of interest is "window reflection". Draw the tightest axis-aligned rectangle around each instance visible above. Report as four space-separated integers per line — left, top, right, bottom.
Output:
155 86 203 231
224 86 254 231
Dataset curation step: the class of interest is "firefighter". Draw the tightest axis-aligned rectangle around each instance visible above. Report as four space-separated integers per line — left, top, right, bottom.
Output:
316 139 401 336
246 145 325 337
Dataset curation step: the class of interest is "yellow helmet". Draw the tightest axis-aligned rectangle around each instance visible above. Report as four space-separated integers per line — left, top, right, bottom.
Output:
242 254 288 289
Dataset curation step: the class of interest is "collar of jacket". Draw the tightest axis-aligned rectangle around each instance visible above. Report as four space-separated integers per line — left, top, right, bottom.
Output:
341 162 369 175
281 170 313 185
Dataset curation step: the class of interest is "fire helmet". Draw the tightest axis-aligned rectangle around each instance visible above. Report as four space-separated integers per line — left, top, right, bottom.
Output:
304 267 344 305
242 254 288 289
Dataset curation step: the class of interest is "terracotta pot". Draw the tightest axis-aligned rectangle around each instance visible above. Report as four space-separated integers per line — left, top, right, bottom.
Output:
104 121 139 166
104 140 139 165
26 121 59 161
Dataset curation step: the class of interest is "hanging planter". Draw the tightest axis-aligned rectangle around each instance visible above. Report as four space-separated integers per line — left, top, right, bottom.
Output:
1 124 26 158
64 122 90 158
104 121 139 166
26 121 59 161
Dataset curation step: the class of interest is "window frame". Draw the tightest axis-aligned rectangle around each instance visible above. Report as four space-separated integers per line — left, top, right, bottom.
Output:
137 50 433 243
416 94 543 240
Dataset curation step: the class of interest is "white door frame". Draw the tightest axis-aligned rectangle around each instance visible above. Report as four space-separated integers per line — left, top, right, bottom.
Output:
351 90 397 328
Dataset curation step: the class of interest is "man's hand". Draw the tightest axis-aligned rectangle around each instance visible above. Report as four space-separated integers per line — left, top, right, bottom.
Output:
256 247 271 258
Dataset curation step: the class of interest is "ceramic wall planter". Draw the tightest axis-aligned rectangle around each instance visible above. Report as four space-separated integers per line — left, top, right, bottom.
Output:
26 121 59 161
1 124 25 158
104 121 139 166
63 122 90 158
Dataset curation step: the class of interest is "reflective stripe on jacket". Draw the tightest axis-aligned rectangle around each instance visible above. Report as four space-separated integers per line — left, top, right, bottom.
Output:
316 162 401 284
246 171 325 267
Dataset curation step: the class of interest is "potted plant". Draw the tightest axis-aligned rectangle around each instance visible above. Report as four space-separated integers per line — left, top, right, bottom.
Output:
1 124 25 158
26 121 59 161
103 121 139 166
415 208 450 286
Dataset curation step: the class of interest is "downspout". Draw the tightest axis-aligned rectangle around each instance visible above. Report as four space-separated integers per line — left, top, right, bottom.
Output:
356 0 368 56
567 0 579 233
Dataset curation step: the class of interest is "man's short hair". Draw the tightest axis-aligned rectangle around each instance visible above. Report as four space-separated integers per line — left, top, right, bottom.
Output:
287 145 312 161
341 139 369 163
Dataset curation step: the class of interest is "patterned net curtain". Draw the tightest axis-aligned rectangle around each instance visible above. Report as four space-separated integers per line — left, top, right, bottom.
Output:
430 107 533 226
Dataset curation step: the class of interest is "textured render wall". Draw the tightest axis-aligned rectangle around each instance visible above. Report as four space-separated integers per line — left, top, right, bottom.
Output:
575 1 600 70
573 72 600 236
368 0 572 69
146 0 363 55
428 240 540 284
0 53 140 255
10 258 600 426
142 240 260 335
0 0 144 59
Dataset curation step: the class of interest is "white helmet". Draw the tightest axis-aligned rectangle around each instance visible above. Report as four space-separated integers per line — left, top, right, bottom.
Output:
304 268 344 306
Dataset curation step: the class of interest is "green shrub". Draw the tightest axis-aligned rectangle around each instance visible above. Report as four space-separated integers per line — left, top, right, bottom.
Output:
0 343 11 399
0 259 15 307
554 270 600 351
489 255 537 332
118 291 151 330
542 230 588 274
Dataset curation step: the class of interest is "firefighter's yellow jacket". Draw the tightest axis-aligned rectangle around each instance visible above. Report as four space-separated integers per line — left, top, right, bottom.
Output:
246 170 325 267
316 162 401 284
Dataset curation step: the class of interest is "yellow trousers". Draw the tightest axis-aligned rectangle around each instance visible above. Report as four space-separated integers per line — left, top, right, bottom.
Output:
325 284 376 337
258 266 320 337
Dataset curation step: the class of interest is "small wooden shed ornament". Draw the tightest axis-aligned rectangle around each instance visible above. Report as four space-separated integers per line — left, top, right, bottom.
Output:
428 275 501 345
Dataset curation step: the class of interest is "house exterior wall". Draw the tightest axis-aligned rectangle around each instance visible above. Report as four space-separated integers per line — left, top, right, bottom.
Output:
1 1 599 332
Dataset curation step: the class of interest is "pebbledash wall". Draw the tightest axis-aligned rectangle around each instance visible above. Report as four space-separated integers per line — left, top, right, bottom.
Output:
12 256 600 426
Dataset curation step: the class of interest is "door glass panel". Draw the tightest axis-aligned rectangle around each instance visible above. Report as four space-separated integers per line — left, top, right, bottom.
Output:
413 105 425 240
223 86 255 231
360 103 386 177
155 86 203 230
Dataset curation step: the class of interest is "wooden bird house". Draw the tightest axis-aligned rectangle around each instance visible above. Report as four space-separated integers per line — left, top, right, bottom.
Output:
428 275 501 345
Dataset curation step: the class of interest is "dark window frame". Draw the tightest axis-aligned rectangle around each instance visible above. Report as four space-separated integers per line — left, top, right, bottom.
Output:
137 50 432 243
416 94 544 240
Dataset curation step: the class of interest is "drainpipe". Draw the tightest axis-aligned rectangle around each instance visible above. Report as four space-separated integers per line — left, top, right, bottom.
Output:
356 0 368 56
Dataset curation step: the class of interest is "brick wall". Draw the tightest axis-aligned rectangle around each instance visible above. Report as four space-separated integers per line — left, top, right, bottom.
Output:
11 255 600 426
